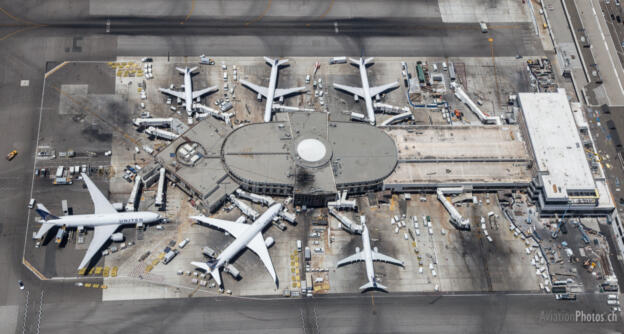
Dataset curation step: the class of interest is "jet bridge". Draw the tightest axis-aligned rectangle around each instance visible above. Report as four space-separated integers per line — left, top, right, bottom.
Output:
436 187 470 230
194 103 233 126
451 82 501 125
133 117 174 128
328 190 357 210
329 208 363 234
379 110 414 126
126 175 142 212
235 189 275 206
155 168 166 208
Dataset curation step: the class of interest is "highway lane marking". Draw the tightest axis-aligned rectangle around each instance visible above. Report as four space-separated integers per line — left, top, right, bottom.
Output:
589 0 624 98
245 0 272 26
44 61 69 79
180 0 196 25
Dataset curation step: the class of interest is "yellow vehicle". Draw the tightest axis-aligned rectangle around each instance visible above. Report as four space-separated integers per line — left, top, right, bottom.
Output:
6 150 17 161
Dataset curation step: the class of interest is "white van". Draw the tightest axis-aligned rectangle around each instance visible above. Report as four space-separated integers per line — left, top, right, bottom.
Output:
28 198 35 209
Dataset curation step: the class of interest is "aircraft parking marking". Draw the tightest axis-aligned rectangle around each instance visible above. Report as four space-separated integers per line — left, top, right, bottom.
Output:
0 7 46 41
245 0 272 26
180 0 196 25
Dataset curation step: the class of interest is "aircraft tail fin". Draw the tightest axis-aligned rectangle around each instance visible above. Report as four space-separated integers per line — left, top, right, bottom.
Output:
359 281 388 293
33 222 55 240
189 66 198 73
176 67 187 74
277 59 289 66
264 57 276 65
348 58 360 66
36 203 58 221
364 57 375 66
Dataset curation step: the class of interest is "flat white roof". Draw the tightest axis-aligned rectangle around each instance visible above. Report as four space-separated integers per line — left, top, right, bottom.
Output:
519 89 595 200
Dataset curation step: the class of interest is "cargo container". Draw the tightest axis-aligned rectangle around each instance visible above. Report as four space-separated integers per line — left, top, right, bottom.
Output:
55 166 64 178
304 247 311 261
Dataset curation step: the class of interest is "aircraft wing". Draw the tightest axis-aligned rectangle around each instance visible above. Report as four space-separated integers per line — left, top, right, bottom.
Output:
333 83 365 98
159 88 185 100
81 173 117 214
192 86 218 99
371 250 404 267
274 86 306 99
246 233 277 285
191 215 247 239
240 80 269 98
78 224 119 269
337 251 365 267
369 82 399 97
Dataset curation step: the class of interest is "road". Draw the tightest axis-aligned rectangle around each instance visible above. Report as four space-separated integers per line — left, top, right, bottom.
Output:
37 292 622 334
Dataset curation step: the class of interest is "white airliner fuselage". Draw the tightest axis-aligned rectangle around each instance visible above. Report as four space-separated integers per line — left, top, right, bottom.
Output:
42 212 159 228
240 57 306 123
34 173 161 270
337 220 404 292
263 59 280 122
356 58 377 125
159 67 218 117
360 223 377 285
191 203 283 287
182 67 194 114
333 57 399 126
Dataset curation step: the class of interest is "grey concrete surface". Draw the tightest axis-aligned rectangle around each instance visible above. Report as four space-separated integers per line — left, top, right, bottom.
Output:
0 1 567 334
39 293 623 334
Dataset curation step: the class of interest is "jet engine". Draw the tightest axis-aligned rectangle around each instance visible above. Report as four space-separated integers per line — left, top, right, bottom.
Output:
111 232 124 242
264 237 275 248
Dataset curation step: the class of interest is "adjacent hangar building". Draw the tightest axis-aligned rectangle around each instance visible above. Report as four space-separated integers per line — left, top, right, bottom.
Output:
156 112 398 211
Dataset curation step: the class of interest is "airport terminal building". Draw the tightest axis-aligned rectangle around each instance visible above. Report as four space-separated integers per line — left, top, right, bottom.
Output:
155 112 398 211
153 89 614 216
519 89 614 215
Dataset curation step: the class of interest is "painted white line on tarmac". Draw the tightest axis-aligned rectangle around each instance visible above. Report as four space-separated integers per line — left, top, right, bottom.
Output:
590 0 624 97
